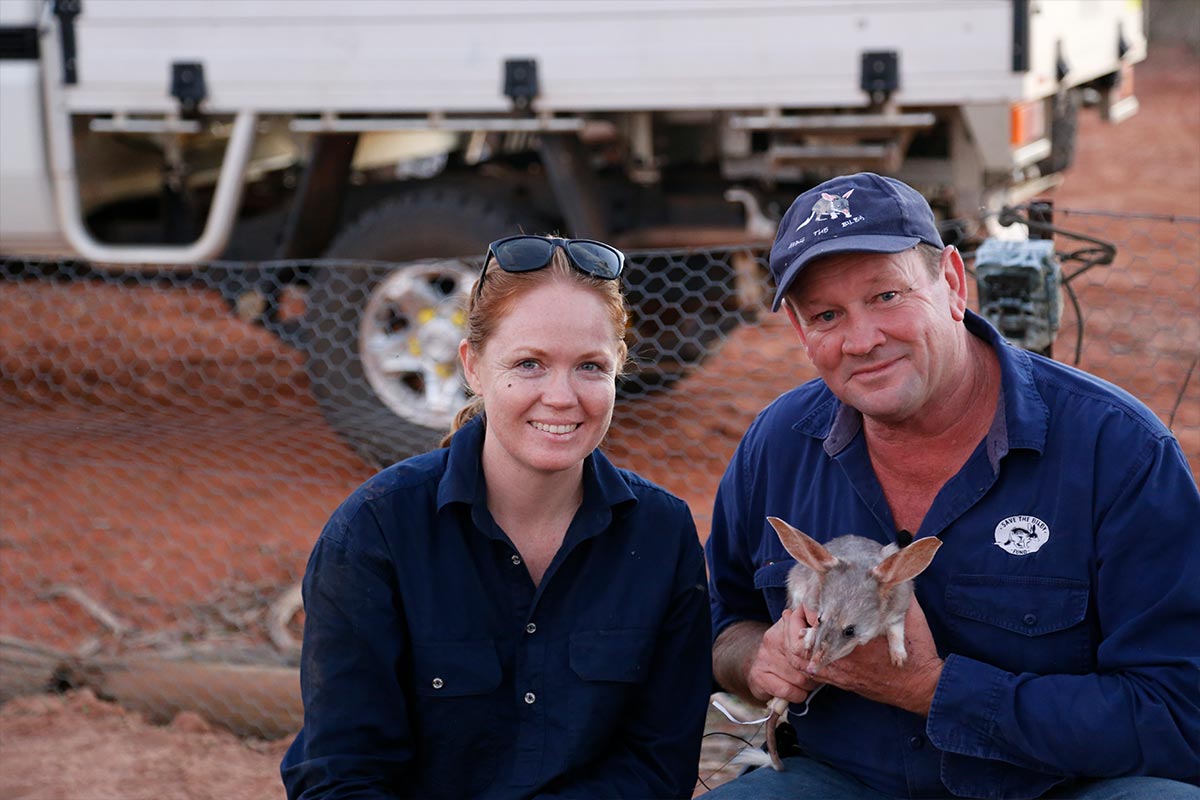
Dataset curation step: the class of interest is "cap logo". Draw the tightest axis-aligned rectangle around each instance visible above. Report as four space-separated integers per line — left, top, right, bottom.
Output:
993 515 1050 556
796 189 855 231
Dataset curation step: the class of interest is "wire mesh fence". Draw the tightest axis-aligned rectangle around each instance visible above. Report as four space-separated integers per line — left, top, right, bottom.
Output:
1 208 1197 747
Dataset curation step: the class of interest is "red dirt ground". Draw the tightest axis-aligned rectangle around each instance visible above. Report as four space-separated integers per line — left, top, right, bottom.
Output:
1 43 1197 800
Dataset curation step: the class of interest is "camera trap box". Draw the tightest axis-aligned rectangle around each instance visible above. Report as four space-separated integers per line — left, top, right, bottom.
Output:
974 238 1063 353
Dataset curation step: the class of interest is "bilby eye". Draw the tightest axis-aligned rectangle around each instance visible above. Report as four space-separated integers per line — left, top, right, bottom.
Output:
842 625 856 638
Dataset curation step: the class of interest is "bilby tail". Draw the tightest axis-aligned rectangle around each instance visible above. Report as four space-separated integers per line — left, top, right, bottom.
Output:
731 747 777 770
729 709 785 771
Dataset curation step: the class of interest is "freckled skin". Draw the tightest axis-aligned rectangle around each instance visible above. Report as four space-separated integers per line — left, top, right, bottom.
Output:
459 280 622 481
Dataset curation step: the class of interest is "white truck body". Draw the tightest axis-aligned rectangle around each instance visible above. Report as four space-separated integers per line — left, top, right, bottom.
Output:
26 1 1137 111
1 0 1146 260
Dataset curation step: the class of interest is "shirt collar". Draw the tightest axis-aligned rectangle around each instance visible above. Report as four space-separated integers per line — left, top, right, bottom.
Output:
965 309 1048 466
436 415 638 515
436 414 486 511
796 310 1048 470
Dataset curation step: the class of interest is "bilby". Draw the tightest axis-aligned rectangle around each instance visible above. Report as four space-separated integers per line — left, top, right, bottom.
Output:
740 516 942 771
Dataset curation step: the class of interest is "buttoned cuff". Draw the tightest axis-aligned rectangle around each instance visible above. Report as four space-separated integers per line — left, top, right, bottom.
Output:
925 654 1065 800
926 653 1009 759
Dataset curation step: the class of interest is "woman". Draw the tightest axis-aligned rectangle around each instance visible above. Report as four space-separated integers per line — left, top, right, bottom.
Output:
281 235 712 799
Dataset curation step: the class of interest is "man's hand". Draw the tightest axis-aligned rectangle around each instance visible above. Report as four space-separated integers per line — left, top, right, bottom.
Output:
745 608 821 705
802 597 944 716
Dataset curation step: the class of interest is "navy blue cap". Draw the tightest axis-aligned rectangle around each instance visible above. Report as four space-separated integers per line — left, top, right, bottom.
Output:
768 172 945 311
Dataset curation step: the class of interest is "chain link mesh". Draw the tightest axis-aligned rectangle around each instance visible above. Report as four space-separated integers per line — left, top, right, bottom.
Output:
1 209 1197 744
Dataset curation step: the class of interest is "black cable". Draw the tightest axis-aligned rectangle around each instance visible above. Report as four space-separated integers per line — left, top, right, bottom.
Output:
1061 247 1113 284
1064 279 1085 365
998 206 1118 269
696 728 764 792
1169 354 1199 430
1022 210 1199 419
702 730 758 745
986 205 1124 365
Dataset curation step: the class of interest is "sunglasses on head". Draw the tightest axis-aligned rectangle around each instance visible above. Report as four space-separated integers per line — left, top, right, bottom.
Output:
475 235 625 299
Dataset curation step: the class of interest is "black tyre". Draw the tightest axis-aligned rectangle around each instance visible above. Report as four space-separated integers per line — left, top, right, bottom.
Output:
620 249 749 396
305 184 550 467
1038 89 1080 176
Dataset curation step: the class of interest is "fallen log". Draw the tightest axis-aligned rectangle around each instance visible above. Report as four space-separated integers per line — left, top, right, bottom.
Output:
60 656 302 740
2 636 303 741
0 637 72 704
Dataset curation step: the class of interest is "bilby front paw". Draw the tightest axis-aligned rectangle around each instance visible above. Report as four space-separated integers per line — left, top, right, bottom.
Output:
888 643 908 667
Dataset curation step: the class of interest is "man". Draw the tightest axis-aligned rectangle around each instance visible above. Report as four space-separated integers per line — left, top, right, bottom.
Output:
704 172 1200 799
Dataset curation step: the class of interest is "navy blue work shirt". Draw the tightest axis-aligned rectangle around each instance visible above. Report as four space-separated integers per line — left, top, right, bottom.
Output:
281 416 711 799
706 310 1200 799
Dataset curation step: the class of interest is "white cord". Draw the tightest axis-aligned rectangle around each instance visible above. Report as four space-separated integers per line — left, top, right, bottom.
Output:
710 697 770 726
711 684 826 726
786 683 825 719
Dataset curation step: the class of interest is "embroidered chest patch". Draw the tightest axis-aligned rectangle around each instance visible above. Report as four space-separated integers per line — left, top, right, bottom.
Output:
994 515 1050 555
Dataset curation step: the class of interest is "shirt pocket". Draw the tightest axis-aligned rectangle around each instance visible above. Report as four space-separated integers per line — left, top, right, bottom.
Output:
944 574 1093 674
753 560 795 621
567 628 656 760
569 628 656 683
409 639 505 792
412 638 503 697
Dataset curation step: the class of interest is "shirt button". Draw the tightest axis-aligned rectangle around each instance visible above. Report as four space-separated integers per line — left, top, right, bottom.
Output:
524 692 536 704
511 554 522 566
432 677 444 689
908 735 924 750
1023 613 1038 626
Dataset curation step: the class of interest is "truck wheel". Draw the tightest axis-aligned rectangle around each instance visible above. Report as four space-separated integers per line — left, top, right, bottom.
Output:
305 186 549 466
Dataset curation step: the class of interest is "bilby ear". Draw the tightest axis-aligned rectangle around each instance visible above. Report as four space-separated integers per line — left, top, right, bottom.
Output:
767 517 838 573
871 537 942 588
